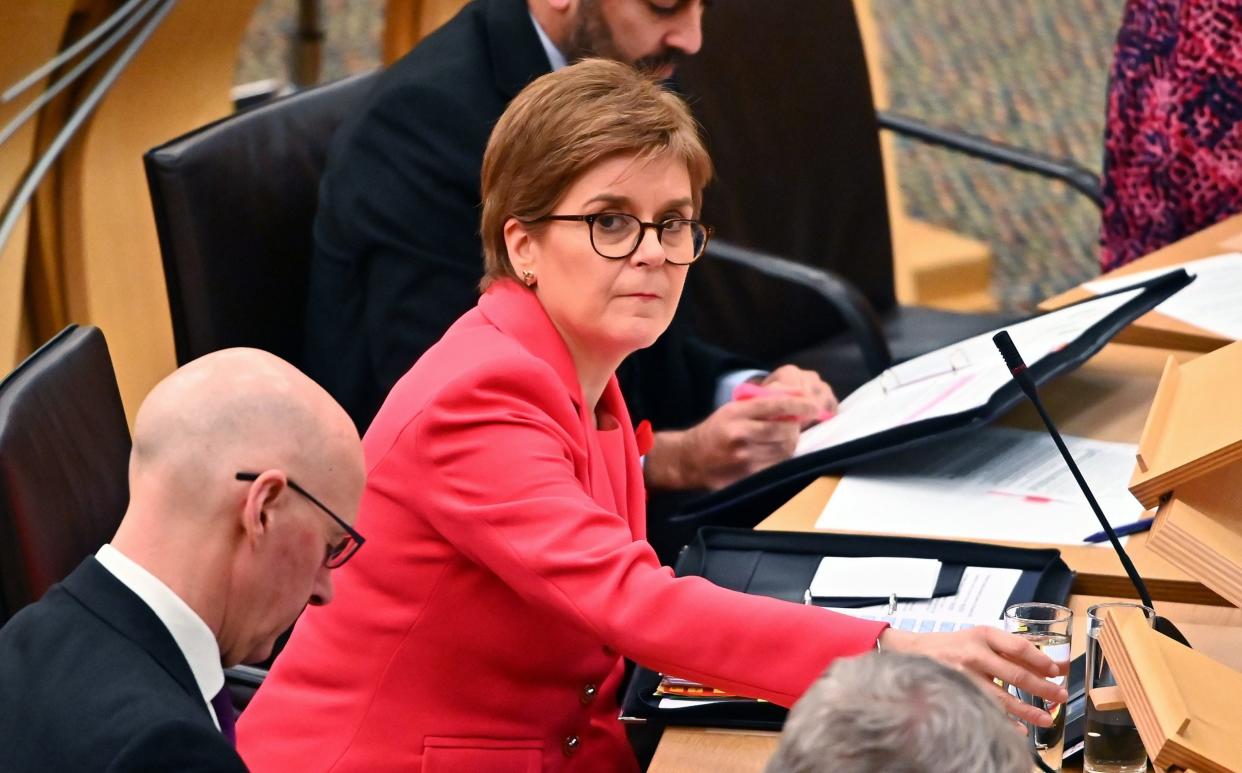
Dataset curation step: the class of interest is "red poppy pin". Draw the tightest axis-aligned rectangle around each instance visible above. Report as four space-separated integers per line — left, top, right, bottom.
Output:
635 420 654 457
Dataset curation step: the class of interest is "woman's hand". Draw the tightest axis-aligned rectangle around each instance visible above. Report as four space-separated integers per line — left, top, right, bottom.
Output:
878 626 1069 727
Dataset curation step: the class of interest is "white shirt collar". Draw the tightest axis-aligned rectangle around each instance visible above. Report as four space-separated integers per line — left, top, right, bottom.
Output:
96 544 225 728
529 10 568 71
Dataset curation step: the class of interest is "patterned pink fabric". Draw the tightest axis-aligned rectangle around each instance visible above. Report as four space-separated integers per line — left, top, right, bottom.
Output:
1101 0 1242 271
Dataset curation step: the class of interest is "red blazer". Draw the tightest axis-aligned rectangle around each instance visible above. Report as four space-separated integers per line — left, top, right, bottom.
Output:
237 280 885 773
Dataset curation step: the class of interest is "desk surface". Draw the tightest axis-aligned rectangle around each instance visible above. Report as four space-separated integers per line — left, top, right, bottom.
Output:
649 335 1242 772
1040 213 1242 352
759 343 1224 605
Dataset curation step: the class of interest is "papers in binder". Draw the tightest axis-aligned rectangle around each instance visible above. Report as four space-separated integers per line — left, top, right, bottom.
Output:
1084 252 1242 340
654 675 765 709
813 427 1143 546
824 566 1022 632
654 566 1022 709
796 288 1143 456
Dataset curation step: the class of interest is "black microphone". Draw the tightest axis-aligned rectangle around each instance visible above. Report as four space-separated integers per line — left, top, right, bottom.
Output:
992 331 1189 645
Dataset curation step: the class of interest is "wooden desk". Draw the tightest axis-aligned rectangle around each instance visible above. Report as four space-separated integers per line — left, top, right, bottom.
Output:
649 598 1242 773
760 343 1225 605
649 340 1242 772
1040 214 1242 353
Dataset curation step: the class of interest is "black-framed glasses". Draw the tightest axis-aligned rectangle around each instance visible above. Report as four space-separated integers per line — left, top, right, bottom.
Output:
235 472 365 568
529 212 712 265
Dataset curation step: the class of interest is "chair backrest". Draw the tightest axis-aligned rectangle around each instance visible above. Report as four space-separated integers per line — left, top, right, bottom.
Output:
0 326 131 622
676 0 897 361
144 71 380 367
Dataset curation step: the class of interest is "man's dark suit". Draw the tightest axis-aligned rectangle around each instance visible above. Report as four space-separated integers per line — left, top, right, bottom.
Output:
304 0 743 432
0 557 247 773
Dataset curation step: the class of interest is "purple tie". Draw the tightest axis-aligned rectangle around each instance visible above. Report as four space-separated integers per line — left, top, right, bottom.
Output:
210 687 236 745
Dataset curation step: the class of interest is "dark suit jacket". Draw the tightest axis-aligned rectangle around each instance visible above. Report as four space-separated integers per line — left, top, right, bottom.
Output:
304 0 745 432
0 558 247 773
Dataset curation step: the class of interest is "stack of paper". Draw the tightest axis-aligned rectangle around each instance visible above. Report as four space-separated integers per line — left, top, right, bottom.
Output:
1084 252 1242 340
809 556 941 599
654 675 761 709
823 566 1022 633
814 427 1143 546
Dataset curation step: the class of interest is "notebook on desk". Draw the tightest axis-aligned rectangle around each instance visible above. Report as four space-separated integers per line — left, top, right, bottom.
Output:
671 269 1193 528
619 527 1074 730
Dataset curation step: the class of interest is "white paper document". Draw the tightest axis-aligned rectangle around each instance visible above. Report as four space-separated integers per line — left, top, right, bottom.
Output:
795 288 1144 456
824 566 1022 632
1084 252 1242 340
813 427 1143 546
657 697 755 709
809 556 942 599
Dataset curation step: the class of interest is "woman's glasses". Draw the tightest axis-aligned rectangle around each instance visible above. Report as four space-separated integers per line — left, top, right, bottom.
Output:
529 212 712 265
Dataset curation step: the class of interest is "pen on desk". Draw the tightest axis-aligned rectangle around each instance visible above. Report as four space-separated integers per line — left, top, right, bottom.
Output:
732 382 835 423
1082 519 1154 543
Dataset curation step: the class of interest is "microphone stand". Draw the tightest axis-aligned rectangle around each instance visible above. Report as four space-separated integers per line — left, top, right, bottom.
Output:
992 331 1188 646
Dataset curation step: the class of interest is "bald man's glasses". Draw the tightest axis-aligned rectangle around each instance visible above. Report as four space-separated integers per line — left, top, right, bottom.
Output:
235 472 365 568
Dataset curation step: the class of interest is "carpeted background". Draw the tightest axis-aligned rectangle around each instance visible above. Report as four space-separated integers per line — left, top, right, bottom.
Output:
237 0 1128 311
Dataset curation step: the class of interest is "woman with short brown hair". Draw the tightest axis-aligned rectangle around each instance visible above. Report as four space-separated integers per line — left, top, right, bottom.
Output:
238 59 1064 773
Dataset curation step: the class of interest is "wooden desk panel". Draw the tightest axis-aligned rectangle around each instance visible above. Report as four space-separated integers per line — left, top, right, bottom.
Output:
0 1 77 372
1041 213 1242 352
648 728 778 773
57 0 261 421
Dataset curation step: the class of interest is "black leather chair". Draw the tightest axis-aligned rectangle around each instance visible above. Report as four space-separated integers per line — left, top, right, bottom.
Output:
144 74 381 707
0 325 131 625
677 0 1102 396
0 325 268 707
145 71 380 367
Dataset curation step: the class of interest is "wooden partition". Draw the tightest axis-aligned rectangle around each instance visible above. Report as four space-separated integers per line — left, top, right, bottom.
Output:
383 0 467 63
853 0 995 311
0 1 78 373
51 0 261 419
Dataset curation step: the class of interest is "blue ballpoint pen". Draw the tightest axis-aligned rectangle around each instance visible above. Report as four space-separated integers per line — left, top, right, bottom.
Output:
1082 519 1154 543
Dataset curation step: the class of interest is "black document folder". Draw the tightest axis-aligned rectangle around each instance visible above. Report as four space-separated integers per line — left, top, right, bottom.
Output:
671 270 1193 530
619 527 1074 730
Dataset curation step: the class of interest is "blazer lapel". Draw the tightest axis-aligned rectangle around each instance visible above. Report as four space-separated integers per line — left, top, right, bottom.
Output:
477 280 587 416
600 377 648 538
479 281 648 534
61 558 208 712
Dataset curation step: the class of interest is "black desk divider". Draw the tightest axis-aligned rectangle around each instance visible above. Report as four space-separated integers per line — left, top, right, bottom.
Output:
671 270 1194 530
619 527 1074 729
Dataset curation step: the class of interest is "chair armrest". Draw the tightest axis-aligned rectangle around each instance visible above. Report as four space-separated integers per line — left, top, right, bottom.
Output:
224 664 267 712
704 238 893 376
877 110 1103 209
225 664 267 688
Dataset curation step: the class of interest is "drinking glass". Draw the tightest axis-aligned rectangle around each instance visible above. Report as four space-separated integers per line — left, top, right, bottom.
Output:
1084 603 1154 773
1004 602 1072 772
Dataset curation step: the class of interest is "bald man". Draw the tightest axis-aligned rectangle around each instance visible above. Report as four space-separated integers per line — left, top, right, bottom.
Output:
0 349 365 773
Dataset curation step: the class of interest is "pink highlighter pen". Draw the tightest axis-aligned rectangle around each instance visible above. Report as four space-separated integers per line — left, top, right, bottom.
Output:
731 381 836 423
